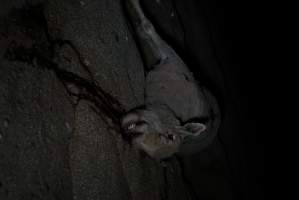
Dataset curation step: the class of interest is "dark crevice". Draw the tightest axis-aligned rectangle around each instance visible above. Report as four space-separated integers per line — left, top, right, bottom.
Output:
176 157 199 200
50 39 95 83
125 67 142 105
170 0 187 51
162 166 169 200
34 54 125 126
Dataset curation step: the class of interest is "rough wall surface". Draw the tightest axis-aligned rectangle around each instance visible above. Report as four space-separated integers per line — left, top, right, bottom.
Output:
0 0 191 199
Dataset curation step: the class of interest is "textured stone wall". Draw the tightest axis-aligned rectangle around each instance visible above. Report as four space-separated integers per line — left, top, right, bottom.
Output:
0 0 192 199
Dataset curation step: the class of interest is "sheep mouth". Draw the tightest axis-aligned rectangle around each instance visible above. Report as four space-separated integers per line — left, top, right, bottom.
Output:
125 123 136 131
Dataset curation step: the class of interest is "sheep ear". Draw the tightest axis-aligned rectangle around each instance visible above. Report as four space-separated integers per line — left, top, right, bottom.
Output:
178 122 206 138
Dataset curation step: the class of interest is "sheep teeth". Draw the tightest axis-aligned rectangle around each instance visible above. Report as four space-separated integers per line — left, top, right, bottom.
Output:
127 123 136 130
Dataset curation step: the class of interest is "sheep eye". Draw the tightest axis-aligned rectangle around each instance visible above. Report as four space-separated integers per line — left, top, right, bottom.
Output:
167 134 176 141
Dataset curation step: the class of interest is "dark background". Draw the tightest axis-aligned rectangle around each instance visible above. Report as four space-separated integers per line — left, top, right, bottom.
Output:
199 0 265 199
141 0 264 199
194 1 264 199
